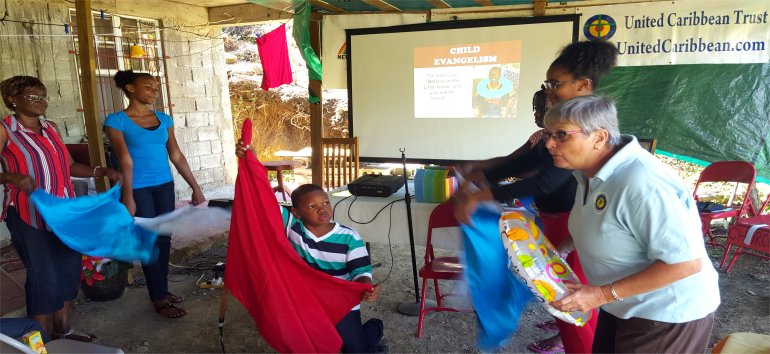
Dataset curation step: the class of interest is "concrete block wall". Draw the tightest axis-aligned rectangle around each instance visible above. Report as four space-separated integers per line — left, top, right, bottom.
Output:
0 0 237 242
0 0 83 143
163 28 237 201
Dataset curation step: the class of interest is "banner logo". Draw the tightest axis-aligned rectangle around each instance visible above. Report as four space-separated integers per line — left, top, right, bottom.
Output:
584 15 617 41
337 42 347 60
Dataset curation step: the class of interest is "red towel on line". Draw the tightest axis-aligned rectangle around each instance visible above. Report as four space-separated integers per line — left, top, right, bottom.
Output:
257 24 294 90
225 119 371 353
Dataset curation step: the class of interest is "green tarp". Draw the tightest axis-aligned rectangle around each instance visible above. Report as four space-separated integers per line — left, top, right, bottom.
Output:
598 63 770 183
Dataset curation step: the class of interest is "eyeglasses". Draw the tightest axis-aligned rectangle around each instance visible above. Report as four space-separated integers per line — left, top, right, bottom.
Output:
543 80 574 91
18 94 48 102
543 78 592 91
543 130 585 142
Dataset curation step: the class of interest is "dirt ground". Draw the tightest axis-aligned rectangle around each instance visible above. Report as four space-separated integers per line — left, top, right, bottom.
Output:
65 230 769 354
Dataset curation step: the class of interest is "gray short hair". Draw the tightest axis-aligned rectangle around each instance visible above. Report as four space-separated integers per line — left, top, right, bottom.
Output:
544 95 621 146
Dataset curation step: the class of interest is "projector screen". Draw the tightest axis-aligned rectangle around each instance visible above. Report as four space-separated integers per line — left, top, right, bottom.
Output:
346 15 579 163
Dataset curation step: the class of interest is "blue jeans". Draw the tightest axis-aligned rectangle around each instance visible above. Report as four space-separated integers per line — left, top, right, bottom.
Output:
336 310 383 353
6 207 80 316
0 318 50 343
133 181 175 302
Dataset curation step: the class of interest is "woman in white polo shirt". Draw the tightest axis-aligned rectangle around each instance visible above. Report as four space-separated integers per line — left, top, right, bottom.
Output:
543 95 720 353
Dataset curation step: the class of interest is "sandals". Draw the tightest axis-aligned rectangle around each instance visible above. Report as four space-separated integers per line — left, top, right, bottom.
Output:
167 292 184 304
535 320 560 332
51 329 99 343
528 337 564 354
155 301 187 318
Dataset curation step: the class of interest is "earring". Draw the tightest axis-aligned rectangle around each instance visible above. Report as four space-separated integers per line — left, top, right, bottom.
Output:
11 103 16 107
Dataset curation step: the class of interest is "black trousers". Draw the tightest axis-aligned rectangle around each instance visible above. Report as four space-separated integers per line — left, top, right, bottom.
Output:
336 310 383 353
593 309 715 353
133 181 175 302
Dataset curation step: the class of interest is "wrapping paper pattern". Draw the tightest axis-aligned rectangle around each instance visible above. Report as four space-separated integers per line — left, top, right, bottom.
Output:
499 210 591 326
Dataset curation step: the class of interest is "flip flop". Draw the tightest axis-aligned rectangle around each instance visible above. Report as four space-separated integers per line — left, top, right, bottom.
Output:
155 301 187 318
535 320 559 332
51 329 99 343
528 339 564 354
167 292 184 304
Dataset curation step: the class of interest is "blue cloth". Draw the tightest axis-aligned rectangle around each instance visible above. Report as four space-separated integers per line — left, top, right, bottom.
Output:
461 207 533 351
517 195 545 231
103 111 174 189
29 185 159 263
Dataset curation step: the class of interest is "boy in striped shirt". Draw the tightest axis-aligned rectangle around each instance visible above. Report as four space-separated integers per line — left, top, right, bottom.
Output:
281 184 385 353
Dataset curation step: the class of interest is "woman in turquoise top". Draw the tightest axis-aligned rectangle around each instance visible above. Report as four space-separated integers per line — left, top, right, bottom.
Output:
104 70 205 319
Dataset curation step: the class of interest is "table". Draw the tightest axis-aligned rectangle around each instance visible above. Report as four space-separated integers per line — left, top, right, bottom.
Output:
329 183 462 249
263 160 299 201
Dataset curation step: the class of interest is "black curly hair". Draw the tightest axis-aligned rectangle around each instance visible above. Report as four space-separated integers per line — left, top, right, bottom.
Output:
550 40 618 88
113 70 156 96
290 184 325 207
0 76 46 110
532 87 547 111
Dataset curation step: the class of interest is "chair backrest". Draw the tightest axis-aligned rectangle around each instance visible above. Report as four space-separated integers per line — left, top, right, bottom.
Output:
637 138 657 154
693 160 757 217
321 137 359 190
424 199 459 263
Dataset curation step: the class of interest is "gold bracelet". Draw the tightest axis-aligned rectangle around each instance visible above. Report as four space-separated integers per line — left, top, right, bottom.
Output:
93 165 102 177
609 282 624 301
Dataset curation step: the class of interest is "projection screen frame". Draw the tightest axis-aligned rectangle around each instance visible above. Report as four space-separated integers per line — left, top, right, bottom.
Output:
345 15 580 164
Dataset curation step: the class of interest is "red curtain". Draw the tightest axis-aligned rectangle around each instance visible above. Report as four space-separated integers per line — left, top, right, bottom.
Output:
225 120 371 352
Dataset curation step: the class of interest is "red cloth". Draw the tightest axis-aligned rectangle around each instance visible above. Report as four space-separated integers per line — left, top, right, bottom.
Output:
541 211 597 354
256 24 293 91
225 119 371 353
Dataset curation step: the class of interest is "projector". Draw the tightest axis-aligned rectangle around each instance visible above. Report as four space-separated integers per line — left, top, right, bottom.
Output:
347 174 405 197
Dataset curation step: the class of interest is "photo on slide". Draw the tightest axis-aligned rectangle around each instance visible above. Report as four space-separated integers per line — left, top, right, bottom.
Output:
414 40 522 118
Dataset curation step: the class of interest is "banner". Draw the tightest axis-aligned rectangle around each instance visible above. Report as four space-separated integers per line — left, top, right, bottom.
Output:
577 0 769 66
322 13 426 89
577 0 770 181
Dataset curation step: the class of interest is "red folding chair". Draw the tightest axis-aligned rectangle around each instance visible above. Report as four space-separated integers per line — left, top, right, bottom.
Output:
692 161 756 248
721 193 770 272
416 199 470 337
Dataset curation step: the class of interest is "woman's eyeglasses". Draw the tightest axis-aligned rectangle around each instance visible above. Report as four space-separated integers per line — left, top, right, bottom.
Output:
543 80 573 91
543 78 592 91
543 130 585 142
18 94 49 102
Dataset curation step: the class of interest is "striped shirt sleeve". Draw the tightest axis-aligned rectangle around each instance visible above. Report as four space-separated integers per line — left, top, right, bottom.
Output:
345 228 372 281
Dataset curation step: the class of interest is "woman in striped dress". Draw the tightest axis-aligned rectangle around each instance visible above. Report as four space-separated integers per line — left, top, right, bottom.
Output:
0 76 119 342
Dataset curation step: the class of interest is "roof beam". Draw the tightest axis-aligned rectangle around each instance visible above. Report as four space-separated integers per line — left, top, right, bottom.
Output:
310 0 347 13
361 0 401 12
474 0 495 6
426 0 451 9
208 3 287 26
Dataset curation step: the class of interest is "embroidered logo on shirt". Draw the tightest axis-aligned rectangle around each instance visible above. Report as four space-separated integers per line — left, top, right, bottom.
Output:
594 193 608 213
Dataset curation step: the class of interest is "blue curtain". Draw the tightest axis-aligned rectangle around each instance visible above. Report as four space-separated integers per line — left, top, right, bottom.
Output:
461 207 534 351
30 185 158 263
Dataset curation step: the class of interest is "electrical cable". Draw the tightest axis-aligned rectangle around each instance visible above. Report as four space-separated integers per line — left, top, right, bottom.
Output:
373 201 397 286
346 196 412 225
331 192 411 286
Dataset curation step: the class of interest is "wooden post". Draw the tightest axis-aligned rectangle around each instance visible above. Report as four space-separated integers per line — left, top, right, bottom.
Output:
533 0 547 16
75 0 108 192
309 17 323 186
